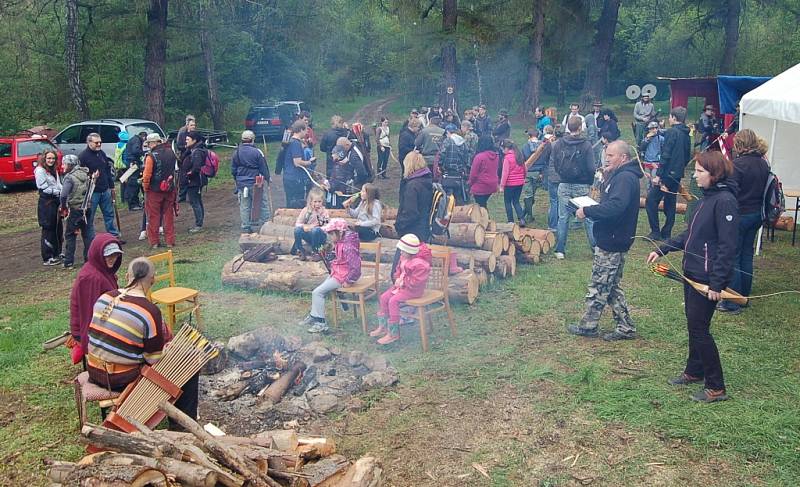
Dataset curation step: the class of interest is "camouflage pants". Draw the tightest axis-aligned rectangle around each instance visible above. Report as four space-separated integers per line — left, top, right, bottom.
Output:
522 171 543 201
579 248 636 333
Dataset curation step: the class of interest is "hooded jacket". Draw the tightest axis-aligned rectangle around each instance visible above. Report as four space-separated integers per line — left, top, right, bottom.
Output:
732 154 770 214
468 150 500 196
583 161 643 252
393 243 432 296
440 134 468 175
549 134 595 184
415 125 445 161
397 126 417 166
658 179 739 292
656 123 691 184
396 167 433 242
180 143 208 188
330 229 361 284
69 233 123 355
231 143 270 190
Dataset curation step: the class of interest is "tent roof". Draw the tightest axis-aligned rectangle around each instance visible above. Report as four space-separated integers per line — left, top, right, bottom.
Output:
740 63 800 124
717 76 771 114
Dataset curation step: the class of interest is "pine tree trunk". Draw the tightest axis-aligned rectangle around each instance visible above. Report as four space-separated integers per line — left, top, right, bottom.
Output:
199 9 224 130
522 0 546 118
720 0 740 74
145 0 168 127
581 0 621 109
441 0 458 112
65 0 90 119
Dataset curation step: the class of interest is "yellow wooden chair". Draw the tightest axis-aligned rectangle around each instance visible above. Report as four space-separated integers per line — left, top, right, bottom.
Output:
147 250 202 331
331 241 381 334
399 246 456 352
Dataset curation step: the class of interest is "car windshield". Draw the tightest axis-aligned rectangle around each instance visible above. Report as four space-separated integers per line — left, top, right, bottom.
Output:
126 123 164 138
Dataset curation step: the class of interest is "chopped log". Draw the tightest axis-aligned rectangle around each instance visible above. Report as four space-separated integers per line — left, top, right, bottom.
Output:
495 222 521 240
478 206 490 228
528 239 541 258
255 430 299 451
81 424 181 459
474 268 489 287
446 222 485 248
497 255 517 277
638 197 687 214
297 455 351 487
360 238 495 273
501 233 510 252
447 270 479 304
505 242 516 257
486 220 497 232
516 252 540 264
538 238 550 254
523 229 555 247
450 204 483 224
262 361 306 404
258 221 298 240
58 463 167 487
297 436 337 458
222 256 329 292
78 451 217 487
515 234 533 253
273 207 397 220
159 401 279 487
481 232 504 256
335 456 383 487
240 233 294 254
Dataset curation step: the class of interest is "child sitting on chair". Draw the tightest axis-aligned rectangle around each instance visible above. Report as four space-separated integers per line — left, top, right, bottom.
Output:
370 234 432 345
299 218 361 334
343 183 382 242
292 187 330 260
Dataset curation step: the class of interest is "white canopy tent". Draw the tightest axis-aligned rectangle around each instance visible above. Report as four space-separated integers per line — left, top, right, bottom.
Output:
740 62 800 191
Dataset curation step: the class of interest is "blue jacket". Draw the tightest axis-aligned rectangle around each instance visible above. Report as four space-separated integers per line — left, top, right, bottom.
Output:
536 115 552 133
639 133 664 163
584 161 643 252
522 139 546 172
231 143 269 190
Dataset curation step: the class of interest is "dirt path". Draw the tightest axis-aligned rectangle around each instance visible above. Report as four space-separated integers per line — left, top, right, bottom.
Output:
349 95 400 124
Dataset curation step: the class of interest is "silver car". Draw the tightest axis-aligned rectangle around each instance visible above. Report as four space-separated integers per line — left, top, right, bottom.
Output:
54 118 166 159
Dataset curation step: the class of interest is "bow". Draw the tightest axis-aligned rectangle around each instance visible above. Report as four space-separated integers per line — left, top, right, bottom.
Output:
632 139 697 201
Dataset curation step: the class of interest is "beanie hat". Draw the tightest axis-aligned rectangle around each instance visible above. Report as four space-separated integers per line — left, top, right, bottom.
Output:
322 218 349 233
397 234 421 255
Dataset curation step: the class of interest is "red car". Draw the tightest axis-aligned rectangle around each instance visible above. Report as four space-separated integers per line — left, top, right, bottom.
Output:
0 135 62 191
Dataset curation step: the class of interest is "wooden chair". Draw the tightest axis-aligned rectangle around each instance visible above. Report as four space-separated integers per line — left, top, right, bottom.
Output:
147 250 202 332
399 246 457 352
331 241 381 334
74 371 120 429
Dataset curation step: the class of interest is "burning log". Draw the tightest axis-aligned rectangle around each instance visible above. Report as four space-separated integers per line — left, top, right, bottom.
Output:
261 361 307 404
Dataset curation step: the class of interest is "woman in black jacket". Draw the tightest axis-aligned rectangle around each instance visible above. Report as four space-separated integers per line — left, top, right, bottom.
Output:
717 129 770 314
397 119 421 176
180 131 208 233
599 109 620 143
395 151 433 243
647 151 738 403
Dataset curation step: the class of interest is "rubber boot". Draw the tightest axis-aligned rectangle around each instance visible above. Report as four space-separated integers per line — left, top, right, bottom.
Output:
370 315 389 338
523 197 534 224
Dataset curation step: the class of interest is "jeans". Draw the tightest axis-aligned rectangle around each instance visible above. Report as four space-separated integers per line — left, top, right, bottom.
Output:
683 282 725 390
310 276 341 320
555 183 595 254
645 177 679 238
547 181 559 230
63 209 90 266
503 185 524 222
238 184 271 233
730 211 762 298
473 194 491 208
87 189 119 241
377 146 390 176
187 186 204 227
284 178 306 209
293 226 326 253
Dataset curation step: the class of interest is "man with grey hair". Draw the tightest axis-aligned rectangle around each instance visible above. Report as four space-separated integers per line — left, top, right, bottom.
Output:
78 132 120 241
569 140 643 341
231 130 271 233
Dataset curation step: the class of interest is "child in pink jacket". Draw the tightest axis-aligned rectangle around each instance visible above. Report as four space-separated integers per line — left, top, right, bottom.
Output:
370 234 432 345
500 139 527 226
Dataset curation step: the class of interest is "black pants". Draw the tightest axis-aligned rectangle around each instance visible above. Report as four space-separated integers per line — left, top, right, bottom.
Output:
283 178 306 209
355 226 379 242
503 185 524 222
683 282 725 390
187 186 204 227
474 194 491 208
37 194 62 261
442 176 468 205
377 146 390 177
64 209 90 266
646 178 679 238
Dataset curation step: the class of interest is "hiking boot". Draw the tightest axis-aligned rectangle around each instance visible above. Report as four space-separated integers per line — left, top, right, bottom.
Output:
645 231 662 242
298 315 317 327
554 252 565 260
567 324 599 338
691 388 729 403
716 302 743 314
602 330 637 341
307 320 330 334
188 226 203 234
518 219 526 228
138 230 147 241
668 373 703 386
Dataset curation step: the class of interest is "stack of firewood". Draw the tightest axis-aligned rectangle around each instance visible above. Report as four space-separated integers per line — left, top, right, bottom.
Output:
46 403 381 487
224 204 556 306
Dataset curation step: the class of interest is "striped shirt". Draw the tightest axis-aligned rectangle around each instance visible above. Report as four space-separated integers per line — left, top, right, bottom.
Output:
87 290 167 390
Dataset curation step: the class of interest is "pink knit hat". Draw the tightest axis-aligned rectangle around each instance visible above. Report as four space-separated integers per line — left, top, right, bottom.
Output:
322 218 349 233
397 234 421 254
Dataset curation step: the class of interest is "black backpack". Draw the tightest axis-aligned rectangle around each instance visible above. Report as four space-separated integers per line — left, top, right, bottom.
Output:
762 170 785 227
149 143 177 192
554 140 589 181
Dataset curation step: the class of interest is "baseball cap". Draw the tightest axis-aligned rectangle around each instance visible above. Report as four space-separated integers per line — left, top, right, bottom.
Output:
103 243 123 257
146 133 163 143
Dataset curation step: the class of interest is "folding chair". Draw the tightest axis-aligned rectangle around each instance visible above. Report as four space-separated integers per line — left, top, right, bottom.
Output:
147 250 202 332
332 241 381 334
399 246 457 352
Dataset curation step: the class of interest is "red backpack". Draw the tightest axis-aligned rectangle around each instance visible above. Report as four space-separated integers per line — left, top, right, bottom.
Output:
201 149 219 178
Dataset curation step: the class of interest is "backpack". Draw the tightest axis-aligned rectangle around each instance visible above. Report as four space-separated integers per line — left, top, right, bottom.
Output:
762 171 785 227
113 145 127 171
429 182 456 237
554 140 590 181
201 149 219 178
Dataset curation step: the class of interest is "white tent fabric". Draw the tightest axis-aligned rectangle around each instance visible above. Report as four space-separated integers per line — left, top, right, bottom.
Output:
740 62 800 191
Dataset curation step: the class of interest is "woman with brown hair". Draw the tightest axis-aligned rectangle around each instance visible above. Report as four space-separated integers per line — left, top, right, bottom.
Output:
647 151 738 403
34 149 63 265
717 129 771 314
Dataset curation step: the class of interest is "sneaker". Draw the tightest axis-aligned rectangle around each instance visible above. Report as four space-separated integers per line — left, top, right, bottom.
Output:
567 324 599 338
298 315 317 327
188 226 203 234
602 330 637 341
554 252 565 260
691 388 729 403
668 373 703 386
151 244 160 250
716 302 742 314
159 226 164 235
307 321 330 334
43 258 59 266
138 230 147 241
